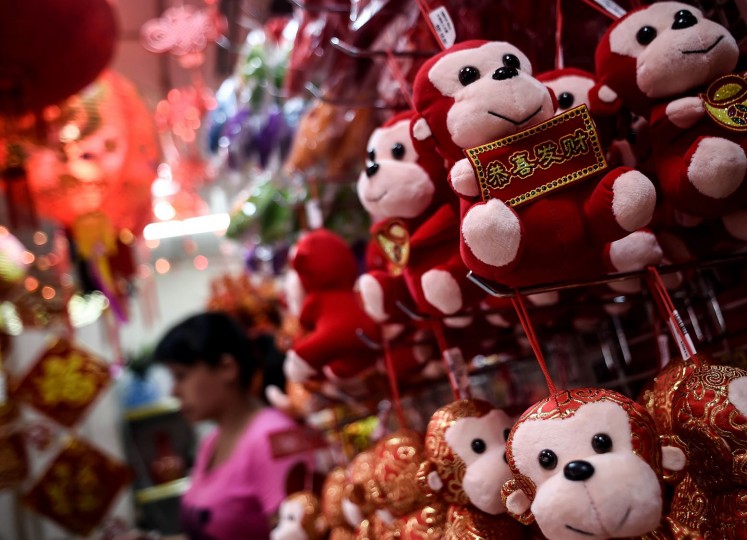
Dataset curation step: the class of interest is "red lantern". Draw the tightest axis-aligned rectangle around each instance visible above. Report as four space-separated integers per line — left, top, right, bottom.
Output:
25 71 158 238
0 0 117 116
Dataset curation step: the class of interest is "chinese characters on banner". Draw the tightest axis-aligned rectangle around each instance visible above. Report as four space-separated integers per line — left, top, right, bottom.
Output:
22 437 132 536
14 338 111 427
465 105 608 207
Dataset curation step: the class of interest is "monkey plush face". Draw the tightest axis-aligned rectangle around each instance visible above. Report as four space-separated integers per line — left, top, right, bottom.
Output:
412 40 556 162
538 68 596 112
357 113 436 220
419 399 514 515
597 2 738 111
271 492 327 540
503 389 679 540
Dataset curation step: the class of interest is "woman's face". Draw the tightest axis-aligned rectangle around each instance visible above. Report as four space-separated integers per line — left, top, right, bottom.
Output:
168 360 235 422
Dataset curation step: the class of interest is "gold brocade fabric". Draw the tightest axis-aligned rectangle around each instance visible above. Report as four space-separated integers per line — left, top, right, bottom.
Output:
374 430 428 517
323 467 350 530
398 501 447 540
444 506 528 540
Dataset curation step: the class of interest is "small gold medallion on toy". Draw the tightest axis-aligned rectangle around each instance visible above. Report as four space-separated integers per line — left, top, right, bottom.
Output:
701 73 747 131
372 219 410 274
465 104 608 207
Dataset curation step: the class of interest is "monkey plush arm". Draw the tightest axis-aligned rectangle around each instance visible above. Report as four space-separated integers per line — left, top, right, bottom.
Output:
449 158 481 199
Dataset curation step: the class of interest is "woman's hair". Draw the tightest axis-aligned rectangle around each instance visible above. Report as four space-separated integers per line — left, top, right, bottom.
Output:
154 311 257 389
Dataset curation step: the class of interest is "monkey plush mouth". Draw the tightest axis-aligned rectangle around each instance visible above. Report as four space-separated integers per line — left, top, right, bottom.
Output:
565 524 596 536
682 35 724 54
365 190 388 202
487 106 542 126
564 505 631 537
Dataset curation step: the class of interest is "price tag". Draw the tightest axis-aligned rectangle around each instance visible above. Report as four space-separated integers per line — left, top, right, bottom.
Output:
305 199 323 230
443 347 472 400
428 6 456 49
269 425 328 459
668 311 695 360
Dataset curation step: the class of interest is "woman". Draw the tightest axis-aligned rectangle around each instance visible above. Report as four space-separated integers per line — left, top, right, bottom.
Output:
129 312 313 540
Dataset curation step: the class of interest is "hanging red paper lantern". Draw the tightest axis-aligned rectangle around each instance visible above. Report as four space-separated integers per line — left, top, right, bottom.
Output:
0 0 117 116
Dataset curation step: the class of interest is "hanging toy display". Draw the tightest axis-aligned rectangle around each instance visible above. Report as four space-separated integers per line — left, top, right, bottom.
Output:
322 466 356 540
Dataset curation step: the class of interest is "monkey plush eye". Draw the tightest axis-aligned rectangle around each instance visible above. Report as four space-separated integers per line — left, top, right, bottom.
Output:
636 25 657 45
368 149 375 162
471 438 487 454
591 433 613 453
503 428 511 441
459 66 481 86
538 449 558 470
502 54 521 69
558 92 574 109
391 143 405 160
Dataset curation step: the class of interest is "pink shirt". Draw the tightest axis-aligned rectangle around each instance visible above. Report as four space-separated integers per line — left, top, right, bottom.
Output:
180 408 311 540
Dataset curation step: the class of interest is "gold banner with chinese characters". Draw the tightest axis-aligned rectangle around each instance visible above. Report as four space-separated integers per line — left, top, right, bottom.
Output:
465 104 607 207
22 437 132 536
372 219 410 275
14 337 111 427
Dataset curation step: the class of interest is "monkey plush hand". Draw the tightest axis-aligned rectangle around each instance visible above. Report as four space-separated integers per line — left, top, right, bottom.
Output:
271 492 328 540
283 229 381 385
502 388 686 540
411 40 658 288
418 399 529 539
594 2 747 241
357 111 484 325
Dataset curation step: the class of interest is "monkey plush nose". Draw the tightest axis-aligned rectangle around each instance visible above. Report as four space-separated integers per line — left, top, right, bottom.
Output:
672 9 697 29
366 163 380 177
563 460 595 481
493 67 518 81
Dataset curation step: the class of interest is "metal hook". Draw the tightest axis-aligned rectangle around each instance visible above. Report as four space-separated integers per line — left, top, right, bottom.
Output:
356 328 383 350
329 37 439 58
395 301 429 321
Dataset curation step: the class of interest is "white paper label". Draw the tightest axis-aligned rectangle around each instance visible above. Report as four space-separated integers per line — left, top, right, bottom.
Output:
444 347 472 399
668 311 695 360
593 0 627 18
429 6 456 49
657 333 671 368
305 199 323 230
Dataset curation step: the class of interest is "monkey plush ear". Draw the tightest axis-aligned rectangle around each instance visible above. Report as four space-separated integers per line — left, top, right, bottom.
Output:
660 434 688 484
589 83 623 117
500 475 536 525
416 460 444 495
411 115 432 142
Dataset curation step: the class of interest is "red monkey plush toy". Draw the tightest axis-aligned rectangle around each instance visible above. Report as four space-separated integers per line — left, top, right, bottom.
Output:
410 40 658 288
594 2 747 240
283 229 381 386
357 110 484 325
417 399 529 539
502 388 686 539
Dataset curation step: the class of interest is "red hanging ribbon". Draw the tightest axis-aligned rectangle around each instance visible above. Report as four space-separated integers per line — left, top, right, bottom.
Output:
556 0 565 70
382 336 408 430
511 291 557 396
577 0 622 20
385 50 415 110
414 0 447 51
431 321 468 400
645 266 697 359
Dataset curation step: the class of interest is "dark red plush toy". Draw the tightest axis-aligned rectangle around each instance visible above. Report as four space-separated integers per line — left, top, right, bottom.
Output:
283 229 381 386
